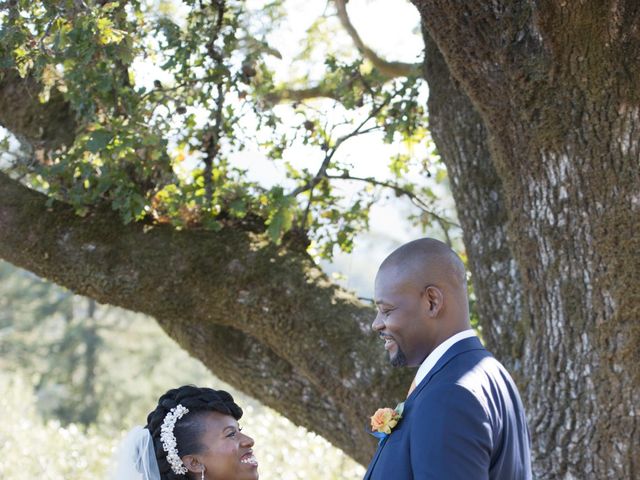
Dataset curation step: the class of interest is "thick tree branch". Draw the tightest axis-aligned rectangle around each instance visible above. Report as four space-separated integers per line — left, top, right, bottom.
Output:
420 30 523 371
333 0 421 78
0 171 411 465
262 84 340 104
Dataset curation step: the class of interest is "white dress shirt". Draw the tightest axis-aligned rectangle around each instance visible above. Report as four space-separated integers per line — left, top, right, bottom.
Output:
413 329 477 388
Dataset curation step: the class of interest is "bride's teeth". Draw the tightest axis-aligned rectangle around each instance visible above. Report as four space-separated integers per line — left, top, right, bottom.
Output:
240 455 258 465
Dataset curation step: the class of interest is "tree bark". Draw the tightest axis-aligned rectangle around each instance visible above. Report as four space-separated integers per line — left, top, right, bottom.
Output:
413 1 640 477
422 29 525 374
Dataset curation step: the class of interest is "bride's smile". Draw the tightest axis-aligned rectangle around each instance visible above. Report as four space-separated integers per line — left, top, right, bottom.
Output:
183 411 259 480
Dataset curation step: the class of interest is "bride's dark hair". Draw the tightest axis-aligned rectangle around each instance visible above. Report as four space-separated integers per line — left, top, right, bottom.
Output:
145 385 243 480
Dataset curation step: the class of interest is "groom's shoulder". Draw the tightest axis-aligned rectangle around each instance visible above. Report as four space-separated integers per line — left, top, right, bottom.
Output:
415 347 508 402
443 345 512 387
414 346 521 414
438 341 495 377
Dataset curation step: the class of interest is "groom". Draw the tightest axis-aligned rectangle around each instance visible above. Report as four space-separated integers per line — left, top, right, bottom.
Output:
365 238 532 479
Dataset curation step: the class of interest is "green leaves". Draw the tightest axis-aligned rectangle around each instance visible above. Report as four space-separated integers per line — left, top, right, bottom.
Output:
266 191 296 243
85 130 113 153
95 16 126 45
0 0 454 259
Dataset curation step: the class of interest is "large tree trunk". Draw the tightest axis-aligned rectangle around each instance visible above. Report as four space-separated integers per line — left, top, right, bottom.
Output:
422 29 525 372
413 1 639 477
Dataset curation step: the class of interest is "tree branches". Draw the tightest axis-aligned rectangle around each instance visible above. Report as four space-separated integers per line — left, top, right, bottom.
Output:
282 80 451 242
333 0 421 79
262 0 422 105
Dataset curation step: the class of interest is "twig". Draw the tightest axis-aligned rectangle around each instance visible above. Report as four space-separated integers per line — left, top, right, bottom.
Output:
38 18 57 55
332 0 421 78
288 85 404 198
300 184 314 230
203 0 227 209
324 173 459 228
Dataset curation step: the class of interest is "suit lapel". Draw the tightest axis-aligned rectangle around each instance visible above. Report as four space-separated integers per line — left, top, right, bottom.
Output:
364 435 388 480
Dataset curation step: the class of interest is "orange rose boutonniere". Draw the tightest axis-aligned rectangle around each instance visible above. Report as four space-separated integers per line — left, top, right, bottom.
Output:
369 402 404 443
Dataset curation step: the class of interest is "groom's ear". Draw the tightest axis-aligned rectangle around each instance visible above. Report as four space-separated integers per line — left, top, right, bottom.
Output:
423 285 444 317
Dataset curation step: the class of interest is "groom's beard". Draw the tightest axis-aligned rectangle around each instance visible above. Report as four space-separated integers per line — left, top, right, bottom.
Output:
390 348 408 367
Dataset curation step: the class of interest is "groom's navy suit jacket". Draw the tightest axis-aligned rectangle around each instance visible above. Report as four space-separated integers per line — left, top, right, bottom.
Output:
364 336 532 480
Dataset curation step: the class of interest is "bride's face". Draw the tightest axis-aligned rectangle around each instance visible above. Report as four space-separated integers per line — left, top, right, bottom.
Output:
190 411 259 480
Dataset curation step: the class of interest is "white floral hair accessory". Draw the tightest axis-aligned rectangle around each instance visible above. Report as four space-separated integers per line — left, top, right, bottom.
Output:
160 404 190 475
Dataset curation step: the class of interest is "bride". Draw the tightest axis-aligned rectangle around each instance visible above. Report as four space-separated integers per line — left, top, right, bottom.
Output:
111 385 259 480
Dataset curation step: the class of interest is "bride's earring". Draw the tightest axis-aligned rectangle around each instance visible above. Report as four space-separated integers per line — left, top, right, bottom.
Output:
201 466 205 480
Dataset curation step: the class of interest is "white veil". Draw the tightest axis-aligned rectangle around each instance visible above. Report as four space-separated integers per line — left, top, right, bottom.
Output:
109 426 161 480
